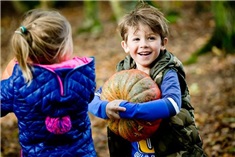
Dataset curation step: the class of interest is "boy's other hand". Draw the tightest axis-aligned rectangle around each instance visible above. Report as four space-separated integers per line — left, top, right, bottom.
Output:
106 100 126 119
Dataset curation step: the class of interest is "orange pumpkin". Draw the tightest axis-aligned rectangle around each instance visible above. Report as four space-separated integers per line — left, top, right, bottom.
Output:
101 69 162 142
1 58 16 80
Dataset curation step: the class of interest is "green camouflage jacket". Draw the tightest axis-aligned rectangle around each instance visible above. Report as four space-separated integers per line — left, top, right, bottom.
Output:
108 50 207 157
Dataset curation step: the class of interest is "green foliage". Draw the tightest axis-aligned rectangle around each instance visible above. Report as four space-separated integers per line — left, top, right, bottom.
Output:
77 1 102 36
186 1 235 65
109 1 123 22
184 53 198 65
166 11 180 23
212 1 235 53
11 1 40 13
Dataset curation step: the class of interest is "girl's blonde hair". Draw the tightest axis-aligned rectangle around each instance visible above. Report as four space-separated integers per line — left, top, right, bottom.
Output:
117 3 169 43
12 9 73 82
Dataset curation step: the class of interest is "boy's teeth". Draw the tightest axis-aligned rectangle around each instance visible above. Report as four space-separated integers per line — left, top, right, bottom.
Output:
139 52 150 55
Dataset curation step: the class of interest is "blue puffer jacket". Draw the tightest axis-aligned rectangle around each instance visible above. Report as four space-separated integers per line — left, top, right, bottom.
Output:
1 57 97 157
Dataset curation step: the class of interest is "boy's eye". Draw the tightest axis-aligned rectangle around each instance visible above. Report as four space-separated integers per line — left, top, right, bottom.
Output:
148 36 156 40
133 38 140 41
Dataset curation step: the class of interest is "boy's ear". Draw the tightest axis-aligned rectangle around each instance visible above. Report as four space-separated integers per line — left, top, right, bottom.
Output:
161 38 168 50
121 41 129 53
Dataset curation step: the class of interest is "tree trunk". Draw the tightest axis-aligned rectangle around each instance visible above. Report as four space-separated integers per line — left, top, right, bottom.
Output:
185 1 235 64
77 1 102 36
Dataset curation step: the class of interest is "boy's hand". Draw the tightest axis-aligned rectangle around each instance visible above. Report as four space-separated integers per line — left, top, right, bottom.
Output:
106 100 126 119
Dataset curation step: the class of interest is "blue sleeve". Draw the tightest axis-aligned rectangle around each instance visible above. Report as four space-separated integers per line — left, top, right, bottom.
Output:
119 99 170 121
1 79 14 117
119 69 181 121
88 87 109 119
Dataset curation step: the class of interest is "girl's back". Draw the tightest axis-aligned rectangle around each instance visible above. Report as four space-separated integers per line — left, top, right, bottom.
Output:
1 9 97 157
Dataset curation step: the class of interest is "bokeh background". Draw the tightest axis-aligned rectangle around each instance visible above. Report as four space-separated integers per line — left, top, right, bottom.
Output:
1 1 235 157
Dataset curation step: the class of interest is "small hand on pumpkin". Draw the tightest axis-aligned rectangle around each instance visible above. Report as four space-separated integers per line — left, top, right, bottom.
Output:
106 100 126 119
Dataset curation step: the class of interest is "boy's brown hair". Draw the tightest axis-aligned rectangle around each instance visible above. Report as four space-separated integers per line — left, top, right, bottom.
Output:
117 3 169 43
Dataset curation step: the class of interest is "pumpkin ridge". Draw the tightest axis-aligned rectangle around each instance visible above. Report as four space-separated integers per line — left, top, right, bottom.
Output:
100 84 116 101
122 71 136 100
125 74 149 101
122 70 145 101
119 70 132 100
130 88 159 103
108 119 120 135
119 119 140 140
110 74 122 100
128 76 160 102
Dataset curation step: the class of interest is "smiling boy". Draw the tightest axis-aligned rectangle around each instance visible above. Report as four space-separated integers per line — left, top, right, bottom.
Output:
89 2 206 157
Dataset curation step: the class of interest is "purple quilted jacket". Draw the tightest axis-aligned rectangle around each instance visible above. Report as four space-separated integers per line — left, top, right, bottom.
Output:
1 57 97 157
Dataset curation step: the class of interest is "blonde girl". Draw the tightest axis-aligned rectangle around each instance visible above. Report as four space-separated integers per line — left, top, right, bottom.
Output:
1 9 97 157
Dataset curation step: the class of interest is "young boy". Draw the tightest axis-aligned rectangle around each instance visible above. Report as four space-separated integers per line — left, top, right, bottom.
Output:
89 3 206 157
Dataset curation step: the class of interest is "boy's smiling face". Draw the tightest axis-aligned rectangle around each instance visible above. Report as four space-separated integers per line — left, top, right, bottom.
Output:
121 23 167 74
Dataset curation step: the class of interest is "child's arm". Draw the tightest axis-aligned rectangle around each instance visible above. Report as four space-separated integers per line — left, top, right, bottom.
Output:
119 69 181 121
88 88 126 119
89 70 181 121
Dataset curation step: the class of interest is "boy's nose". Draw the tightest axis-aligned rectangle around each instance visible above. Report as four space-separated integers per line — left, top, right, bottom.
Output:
140 39 149 48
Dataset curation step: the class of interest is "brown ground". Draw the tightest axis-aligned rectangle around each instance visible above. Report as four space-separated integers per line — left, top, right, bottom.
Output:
1 2 235 157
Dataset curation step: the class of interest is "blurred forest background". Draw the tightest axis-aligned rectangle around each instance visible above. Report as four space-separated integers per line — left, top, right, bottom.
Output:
1 1 235 157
